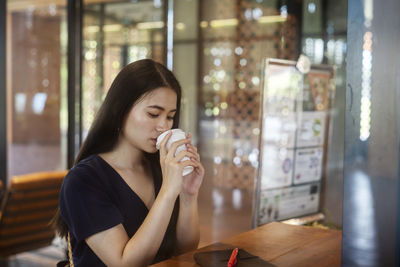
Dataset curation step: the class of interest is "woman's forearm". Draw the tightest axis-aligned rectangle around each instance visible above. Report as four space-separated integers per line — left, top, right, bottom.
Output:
86 187 178 267
176 193 200 254
121 187 178 266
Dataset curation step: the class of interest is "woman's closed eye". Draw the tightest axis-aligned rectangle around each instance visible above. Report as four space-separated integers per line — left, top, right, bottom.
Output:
147 112 159 118
147 112 174 120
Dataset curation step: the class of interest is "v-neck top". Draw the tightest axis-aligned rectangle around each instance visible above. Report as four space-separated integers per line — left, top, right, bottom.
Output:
59 154 175 266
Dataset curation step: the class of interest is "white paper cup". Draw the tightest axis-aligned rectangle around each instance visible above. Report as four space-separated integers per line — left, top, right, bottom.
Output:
156 129 194 176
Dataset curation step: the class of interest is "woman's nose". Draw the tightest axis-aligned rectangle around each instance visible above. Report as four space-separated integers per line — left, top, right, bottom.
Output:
156 118 169 132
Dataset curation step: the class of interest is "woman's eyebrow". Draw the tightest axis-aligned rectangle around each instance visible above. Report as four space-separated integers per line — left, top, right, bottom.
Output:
147 105 177 112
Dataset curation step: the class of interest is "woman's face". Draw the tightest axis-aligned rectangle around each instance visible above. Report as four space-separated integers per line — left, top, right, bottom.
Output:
121 87 177 153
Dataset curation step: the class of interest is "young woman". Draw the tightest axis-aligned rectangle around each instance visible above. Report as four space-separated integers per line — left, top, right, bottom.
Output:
53 59 204 266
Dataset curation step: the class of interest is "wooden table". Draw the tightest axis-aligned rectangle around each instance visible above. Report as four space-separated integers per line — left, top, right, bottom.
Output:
150 222 341 267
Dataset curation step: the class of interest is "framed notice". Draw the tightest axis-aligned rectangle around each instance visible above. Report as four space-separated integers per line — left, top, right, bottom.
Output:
296 111 326 148
260 144 294 190
254 58 335 227
262 113 297 148
257 183 320 225
293 147 323 185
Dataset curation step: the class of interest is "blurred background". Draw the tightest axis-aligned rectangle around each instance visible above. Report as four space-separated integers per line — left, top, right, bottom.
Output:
2 0 400 266
3 0 346 242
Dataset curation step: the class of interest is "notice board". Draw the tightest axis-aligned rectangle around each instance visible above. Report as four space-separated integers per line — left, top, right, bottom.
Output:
253 58 335 226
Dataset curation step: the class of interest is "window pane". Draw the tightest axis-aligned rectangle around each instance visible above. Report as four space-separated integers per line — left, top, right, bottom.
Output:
6 1 68 179
174 0 345 246
82 0 165 137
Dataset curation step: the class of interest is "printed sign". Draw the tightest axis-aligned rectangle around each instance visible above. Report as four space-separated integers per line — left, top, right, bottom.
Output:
263 63 302 115
308 71 331 111
258 183 320 225
296 111 326 147
261 144 294 190
293 147 323 184
262 113 297 148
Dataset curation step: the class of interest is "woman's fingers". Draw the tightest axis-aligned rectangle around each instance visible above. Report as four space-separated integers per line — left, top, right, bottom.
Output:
159 131 172 157
186 143 197 152
166 138 190 160
179 154 204 174
161 133 203 178
170 142 201 166
187 147 200 160
180 158 200 169
186 143 198 155
173 149 197 163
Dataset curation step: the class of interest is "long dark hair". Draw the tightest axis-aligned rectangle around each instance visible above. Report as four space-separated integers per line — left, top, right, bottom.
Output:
53 59 182 255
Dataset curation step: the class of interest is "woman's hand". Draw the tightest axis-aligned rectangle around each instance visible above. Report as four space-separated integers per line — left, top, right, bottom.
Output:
181 133 204 196
159 131 198 197
174 133 203 253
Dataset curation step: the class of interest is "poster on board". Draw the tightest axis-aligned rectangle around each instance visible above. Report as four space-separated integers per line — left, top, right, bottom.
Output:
293 147 324 185
257 183 320 225
295 111 326 148
262 113 297 148
260 144 294 190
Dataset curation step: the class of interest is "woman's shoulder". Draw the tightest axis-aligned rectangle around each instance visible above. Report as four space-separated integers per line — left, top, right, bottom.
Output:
64 154 106 187
69 154 99 173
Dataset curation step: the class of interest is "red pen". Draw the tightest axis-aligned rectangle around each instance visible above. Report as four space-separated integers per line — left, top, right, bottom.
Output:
227 248 239 267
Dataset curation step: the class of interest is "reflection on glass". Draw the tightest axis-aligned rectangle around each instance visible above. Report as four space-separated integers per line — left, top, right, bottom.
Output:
359 0 373 141
31 93 48 115
301 0 347 229
82 0 165 136
303 38 324 64
14 93 27 114
360 32 372 141
6 1 68 178
350 171 377 251
194 0 303 244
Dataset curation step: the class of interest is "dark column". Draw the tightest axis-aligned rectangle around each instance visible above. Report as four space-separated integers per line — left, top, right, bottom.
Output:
0 0 7 186
67 0 83 168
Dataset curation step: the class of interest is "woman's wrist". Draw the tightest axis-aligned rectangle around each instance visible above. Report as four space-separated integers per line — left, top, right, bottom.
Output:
179 192 198 206
159 185 180 202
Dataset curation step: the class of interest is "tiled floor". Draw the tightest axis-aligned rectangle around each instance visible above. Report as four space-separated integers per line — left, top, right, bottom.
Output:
0 243 66 267
197 158 254 247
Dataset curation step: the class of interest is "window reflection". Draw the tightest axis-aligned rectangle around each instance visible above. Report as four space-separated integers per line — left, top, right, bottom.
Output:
360 31 373 141
82 0 165 137
7 1 68 178
31 93 48 115
14 93 27 114
193 0 303 243
344 170 378 265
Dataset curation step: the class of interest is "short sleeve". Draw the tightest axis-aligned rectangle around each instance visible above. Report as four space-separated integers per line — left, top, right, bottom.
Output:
60 166 123 242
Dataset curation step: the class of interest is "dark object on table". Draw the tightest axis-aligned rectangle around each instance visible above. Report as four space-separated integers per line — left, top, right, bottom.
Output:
194 248 276 267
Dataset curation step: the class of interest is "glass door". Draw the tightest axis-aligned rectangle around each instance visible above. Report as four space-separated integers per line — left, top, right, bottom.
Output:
82 0 166 137
6 0 68 179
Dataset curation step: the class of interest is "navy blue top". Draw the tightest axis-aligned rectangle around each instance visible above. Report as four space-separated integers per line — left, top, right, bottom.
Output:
59 154 177 266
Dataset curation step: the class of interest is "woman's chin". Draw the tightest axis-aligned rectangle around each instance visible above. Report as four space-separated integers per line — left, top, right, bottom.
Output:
145 146 158 154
